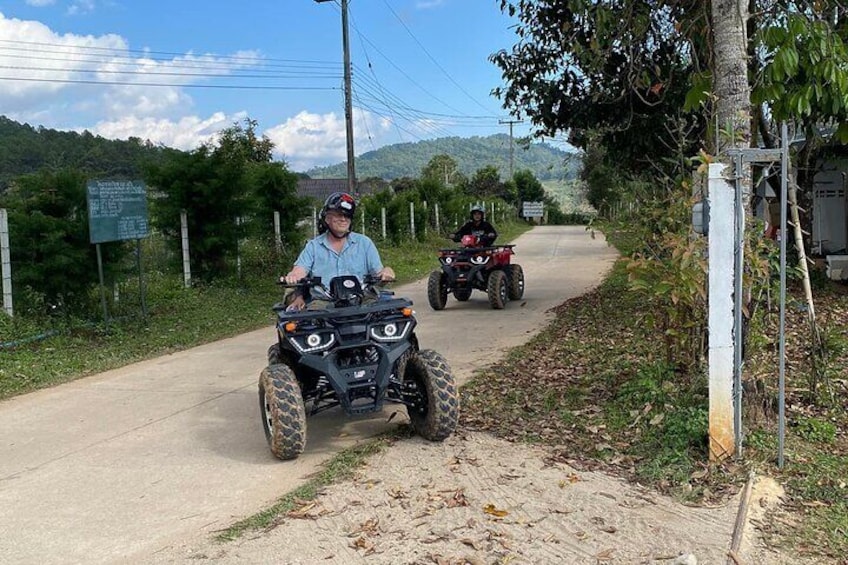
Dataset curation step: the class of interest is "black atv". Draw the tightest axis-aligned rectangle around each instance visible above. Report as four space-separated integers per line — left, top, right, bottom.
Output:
259 274 460 460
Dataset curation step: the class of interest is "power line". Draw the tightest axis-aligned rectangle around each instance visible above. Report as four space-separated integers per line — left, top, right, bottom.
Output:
0 38 338 67
0 49 341 74
345 11 471 117
0 75 338 90
0 63 342 81
379 0 500 116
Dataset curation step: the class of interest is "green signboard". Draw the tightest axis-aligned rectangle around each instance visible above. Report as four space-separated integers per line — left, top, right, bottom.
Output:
87 180 150 244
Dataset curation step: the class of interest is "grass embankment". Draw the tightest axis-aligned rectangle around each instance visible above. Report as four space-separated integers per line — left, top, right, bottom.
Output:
460 225 848 561
0 222 531 401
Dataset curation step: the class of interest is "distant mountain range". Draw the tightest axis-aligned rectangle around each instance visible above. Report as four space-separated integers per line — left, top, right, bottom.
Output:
305 134 580 182
0 116 580 192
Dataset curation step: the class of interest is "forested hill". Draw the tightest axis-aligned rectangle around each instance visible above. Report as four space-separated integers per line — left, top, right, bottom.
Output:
0 116 179 191
305 134 579 181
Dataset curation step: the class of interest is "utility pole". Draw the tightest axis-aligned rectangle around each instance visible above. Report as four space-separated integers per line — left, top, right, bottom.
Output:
316 0 356 194
499 118 522 178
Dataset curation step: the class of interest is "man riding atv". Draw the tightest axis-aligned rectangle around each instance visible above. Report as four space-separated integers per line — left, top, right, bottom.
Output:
450 204 497 247
282 192 395 311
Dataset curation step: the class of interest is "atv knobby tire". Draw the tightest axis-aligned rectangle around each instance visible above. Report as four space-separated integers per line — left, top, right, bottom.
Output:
427 270 448 310
259 364 307 460
453 287 472 301
404 349 459 441
267 343 282 365
507 264 525 300
487 269 507 309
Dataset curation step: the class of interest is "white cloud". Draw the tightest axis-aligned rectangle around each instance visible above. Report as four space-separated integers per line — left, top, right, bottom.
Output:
86 111 247 151
25 0 56 7
0 13 261 127
68 0 96 16
416 0 445 8
265 108 394 171
0 12 401 173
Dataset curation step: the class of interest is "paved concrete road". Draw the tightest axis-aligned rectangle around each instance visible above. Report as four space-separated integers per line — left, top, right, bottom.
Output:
0 226 617 565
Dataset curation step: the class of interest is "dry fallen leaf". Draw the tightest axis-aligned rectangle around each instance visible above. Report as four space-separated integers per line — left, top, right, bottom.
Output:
483 503 509 518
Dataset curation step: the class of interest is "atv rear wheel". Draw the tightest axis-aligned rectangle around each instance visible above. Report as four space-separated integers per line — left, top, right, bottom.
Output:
427 270 448 310
487 269 507 309
258 364 307 460
453 288 472 301
404 349 459 441
507 264 525 300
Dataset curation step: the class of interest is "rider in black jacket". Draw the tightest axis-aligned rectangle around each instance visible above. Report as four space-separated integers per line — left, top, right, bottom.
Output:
450 204 497 246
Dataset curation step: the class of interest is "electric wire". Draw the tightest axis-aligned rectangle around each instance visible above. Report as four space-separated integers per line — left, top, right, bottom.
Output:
0 38 338 67
0 63 342 81
0 75 337 90
379 0 501 116
0 49 341 74
349 8 406 144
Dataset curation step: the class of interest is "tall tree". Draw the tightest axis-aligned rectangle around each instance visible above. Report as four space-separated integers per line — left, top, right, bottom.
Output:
711 0 752 152
421 154 460 185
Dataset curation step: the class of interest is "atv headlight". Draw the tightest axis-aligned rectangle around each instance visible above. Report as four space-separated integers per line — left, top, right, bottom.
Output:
470 255 490 265
288 331 336 353
369 320 412 342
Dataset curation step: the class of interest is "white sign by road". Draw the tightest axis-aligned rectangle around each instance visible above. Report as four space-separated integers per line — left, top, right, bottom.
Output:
522 201 544 217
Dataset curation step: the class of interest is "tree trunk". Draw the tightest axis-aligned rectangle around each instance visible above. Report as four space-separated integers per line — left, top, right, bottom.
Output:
711 0 752 153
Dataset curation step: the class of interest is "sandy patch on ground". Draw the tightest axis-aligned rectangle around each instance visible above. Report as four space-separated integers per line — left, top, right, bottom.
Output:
149 431 813 565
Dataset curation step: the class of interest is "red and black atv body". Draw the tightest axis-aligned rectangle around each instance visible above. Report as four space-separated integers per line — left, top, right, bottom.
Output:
427 234 524 310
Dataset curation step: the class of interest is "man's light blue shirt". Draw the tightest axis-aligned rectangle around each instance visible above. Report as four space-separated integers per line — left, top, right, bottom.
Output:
294 232 384 284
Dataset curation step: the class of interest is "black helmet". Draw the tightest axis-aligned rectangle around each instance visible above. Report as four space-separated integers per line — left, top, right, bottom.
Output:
319 192 356 235
470 203 485 220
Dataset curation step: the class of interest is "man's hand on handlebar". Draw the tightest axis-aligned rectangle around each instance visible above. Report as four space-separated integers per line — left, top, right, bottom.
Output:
281 266 308 285
377 267 395 282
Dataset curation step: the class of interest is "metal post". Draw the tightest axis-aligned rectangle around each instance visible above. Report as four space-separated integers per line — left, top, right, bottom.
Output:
409 201 415 239
435 203 440 233
733 152 745 456
96 243 109 323
0 209 12 317
312 207 318 238
778 123 789 469
180 210 191 288
423 201 428 235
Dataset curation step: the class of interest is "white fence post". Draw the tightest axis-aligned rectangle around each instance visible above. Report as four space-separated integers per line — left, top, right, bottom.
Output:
434 203 440 233
312 207 318 238
409 201 416 239
423 201 428 235
381 207 387 239
0 209 12 317
708 163 736 461
180 210 191 288
273 210 282 253
361 208 366 235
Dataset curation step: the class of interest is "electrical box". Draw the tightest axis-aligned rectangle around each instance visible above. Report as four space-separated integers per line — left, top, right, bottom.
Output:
692 200 709 235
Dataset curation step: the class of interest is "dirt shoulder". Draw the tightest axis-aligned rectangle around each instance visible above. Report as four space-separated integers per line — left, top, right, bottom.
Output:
152 431 806 565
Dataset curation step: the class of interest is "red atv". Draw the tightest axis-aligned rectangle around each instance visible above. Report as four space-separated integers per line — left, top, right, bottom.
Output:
427 234 524 310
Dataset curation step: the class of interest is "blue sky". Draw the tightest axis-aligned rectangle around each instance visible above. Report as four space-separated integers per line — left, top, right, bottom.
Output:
0 0 557 172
